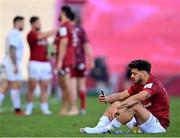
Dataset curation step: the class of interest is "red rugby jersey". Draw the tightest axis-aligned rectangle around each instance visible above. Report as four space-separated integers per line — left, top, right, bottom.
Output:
27 30 48 62
128 75 170 129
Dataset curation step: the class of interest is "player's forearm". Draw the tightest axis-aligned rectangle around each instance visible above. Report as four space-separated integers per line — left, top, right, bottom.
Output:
9 46 17 65
38 30 56 39
84 43 93 62
107 93 122 103
117 94 141 108
107 91 128 103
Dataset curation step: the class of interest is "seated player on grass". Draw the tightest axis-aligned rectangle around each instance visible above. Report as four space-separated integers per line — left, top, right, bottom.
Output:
80 59 170 134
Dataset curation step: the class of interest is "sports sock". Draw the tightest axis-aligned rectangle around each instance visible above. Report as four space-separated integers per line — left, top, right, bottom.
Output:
26 102 33 113
40 102 49 112
95 115 110 128
79 91 86 110
10 89 21 110
104 118 122 131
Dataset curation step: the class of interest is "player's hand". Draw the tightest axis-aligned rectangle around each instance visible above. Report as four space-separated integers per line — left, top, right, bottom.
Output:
108 104 118 120
99 95 108 103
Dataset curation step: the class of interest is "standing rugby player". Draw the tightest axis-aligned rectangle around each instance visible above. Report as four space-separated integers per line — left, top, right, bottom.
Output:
69 12 94 114
25 16 56 115
0 16 25 115
55 6 78 115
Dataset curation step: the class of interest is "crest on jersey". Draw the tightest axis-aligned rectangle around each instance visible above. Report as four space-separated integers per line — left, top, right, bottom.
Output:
144 83 153 89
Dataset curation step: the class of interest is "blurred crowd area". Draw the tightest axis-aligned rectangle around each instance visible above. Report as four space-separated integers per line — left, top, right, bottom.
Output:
0 0 180 97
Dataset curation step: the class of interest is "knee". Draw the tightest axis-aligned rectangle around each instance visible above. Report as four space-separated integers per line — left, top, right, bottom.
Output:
113 101 121 106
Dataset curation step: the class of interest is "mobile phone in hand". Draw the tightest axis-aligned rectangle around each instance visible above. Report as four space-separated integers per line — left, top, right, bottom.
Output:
100 89 106 104
100 89 105 96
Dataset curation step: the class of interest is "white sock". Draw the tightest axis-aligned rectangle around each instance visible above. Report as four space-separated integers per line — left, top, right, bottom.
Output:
0 93 5 106
95 116 110 128
40 102 49 112
105 118 122 131
10 89 21 109
26 102 33 112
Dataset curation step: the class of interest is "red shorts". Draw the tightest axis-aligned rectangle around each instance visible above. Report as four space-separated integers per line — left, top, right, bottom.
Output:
71 63 88 78
71 68 88 78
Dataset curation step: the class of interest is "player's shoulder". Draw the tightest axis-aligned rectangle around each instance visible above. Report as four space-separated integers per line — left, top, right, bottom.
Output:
7 29 20 37
145 75 164 90
28 30 37 37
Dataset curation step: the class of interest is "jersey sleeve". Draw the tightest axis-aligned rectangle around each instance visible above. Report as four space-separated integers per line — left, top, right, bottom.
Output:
27 32 38 44
59 26 68 38
143 82 157 96
9 33 19 48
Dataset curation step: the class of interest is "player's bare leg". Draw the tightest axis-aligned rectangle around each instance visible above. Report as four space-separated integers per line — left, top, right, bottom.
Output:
25 79 37 115
0 79 8 111
59 76 69 115
39 80 52 115
77 77 87 114
9 81 24 115
67 77 79 116
82 103 152 133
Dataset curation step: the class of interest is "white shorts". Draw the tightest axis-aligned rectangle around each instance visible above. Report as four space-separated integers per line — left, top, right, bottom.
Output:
29 61 52 81
3 57 23 81
126 113 166 133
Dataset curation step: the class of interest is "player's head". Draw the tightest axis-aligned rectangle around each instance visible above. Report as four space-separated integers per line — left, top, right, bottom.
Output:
68 11 76 24
128 59 151 83
68 12 82 26
59 5 72 22
30 16 41 31
13 16 24 31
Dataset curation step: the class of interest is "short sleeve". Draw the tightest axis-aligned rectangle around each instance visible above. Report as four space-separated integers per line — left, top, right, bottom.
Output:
143 83 157 96
59 27 68 37
27 31 38 45
9 34 19 48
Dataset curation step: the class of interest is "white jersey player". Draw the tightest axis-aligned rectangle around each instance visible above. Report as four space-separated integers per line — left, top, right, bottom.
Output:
0 16 25 115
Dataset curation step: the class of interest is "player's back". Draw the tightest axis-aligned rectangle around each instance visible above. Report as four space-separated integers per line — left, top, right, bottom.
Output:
73 25 87 64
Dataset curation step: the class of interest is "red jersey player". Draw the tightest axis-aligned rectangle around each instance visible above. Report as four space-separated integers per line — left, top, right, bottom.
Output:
55 6 78 116
81 59 170 134
26 16 56 115
69 12 94 114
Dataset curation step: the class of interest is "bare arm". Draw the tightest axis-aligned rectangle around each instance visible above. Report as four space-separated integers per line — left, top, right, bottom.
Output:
57 38 68 69
37 30 57 40
99 90 130 104
9 46 17 73
84 42 94 68
9 46 17 66
117 90 151 109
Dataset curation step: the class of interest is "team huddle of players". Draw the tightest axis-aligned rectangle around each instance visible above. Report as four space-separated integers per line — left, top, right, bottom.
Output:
0 5 93 116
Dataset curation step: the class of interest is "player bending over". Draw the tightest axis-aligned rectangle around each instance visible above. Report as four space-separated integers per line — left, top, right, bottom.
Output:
80 59 169 134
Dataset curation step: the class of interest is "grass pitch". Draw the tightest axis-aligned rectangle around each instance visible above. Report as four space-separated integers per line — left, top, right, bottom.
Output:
0 96 180 137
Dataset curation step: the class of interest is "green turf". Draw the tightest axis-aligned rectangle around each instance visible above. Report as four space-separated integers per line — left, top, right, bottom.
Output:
0 96 180 137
